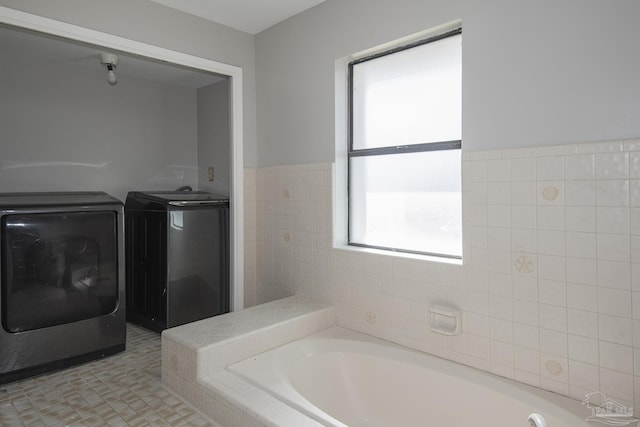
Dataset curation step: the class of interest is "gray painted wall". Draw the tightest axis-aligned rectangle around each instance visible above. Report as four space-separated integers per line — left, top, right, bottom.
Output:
0 0 258 167
255 0 640 166
0 52 198 202
198 80 231 195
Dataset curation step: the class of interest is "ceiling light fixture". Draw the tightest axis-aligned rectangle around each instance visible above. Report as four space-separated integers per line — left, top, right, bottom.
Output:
99 53 119 86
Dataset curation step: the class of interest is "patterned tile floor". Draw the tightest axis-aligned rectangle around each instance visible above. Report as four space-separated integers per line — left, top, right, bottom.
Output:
0 324 217 427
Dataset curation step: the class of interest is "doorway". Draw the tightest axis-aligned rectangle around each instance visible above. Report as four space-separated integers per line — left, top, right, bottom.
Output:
0 7 244 311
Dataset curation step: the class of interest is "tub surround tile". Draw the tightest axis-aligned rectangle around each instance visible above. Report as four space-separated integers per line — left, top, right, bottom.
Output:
568 334 599 366
537 156 565 181
509 157 537 180
600 368 634 408
565 206 597 232
631 152 640 177
487 158 510 181
596 179 629 206
162 295 335 427
510 181 537 205
590 140 625 154
245 138 640 416
537 144 579 157
565 154 596 180
566 232 597 259
595 152 630 179
597 207 630 234
565 180 596 206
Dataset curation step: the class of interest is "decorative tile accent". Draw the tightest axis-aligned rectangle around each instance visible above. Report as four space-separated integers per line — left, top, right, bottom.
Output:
541 185 560 201
514 255 535 274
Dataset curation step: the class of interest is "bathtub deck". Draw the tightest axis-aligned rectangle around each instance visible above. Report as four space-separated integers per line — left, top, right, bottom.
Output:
161 295 336 427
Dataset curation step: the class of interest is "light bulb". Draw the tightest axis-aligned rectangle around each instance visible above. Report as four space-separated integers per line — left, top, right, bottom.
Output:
106 64 117 85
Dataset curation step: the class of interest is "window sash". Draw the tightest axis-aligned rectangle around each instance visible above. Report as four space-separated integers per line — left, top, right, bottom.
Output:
347 145 462 259
347 28 462 258
348 140 461 158
348 28 462 153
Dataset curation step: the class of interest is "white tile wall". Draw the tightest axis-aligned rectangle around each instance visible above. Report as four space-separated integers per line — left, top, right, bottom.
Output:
248 138 640 411
162 296 335 427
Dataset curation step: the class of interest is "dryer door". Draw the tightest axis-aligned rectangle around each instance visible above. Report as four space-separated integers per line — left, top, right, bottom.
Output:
1 211 119 333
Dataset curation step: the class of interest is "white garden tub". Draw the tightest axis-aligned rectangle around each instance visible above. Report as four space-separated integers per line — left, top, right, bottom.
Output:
228 327 593 427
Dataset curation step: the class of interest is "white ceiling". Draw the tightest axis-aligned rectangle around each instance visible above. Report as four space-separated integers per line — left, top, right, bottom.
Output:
149 0 326 34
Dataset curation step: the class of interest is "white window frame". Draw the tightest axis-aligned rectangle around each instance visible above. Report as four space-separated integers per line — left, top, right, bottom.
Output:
334 21 463 263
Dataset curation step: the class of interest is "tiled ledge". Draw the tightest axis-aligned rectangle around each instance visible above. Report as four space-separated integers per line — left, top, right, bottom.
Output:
161 295 335 426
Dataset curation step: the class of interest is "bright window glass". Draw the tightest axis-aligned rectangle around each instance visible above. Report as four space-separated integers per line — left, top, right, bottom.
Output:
352 33 462 150
348 30 462 258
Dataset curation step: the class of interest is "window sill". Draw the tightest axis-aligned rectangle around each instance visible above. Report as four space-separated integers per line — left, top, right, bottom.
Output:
334 243 463 266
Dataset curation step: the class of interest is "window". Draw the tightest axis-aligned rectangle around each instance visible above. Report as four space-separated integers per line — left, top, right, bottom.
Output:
348 28 462 259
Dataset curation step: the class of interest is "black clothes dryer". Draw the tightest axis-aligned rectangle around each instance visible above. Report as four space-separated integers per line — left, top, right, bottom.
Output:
0 192 126 384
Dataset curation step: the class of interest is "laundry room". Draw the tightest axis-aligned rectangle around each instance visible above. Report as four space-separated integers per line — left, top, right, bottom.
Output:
0 10 245 389
0 25 232 202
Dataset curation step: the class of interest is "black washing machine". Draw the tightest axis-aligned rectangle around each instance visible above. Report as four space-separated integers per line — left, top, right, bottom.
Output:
125 191 230 332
